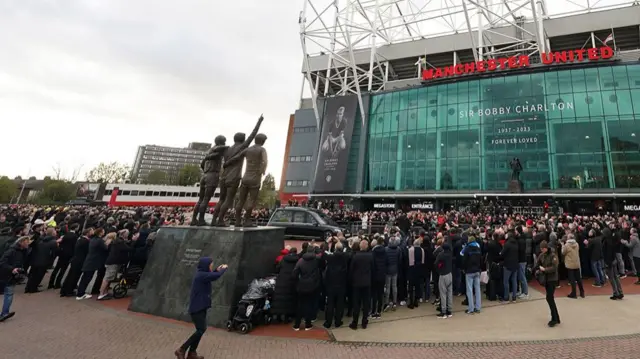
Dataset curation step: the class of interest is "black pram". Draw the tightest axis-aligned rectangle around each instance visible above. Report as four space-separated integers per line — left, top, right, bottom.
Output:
226 276 276 334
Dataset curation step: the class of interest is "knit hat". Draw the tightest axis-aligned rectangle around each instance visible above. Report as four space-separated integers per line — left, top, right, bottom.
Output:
540 240 548 249
526 219 533 227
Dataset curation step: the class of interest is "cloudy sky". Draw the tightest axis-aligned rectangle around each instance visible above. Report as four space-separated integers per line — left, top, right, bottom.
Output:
0 1 302 185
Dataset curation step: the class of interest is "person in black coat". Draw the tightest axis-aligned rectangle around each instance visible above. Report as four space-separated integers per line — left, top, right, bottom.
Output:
384 239 402 310
25 227 58 293
48 223 79 289
76 229 110 300
292 247 320 330
370 240 387 318
603 225 624 299
348 240 373 330
323 243 348 328
584 229 605 287
272 248 298 323
97 229 135 300
0 236 30 322
500 231 520 302
515 227 529 298
406 238 425 309
60 228 92 297
420 237 434 302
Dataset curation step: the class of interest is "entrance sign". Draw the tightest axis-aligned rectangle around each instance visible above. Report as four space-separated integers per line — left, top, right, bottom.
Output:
411 203 434 210
422 47 614 81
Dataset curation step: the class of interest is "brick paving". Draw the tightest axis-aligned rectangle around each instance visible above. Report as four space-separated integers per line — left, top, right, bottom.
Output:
1 288 639 358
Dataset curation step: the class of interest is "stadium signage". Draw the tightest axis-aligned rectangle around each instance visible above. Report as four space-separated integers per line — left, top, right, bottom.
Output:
411 202 434 210
373 203 395 209
422 46 614 81
623 205 640 211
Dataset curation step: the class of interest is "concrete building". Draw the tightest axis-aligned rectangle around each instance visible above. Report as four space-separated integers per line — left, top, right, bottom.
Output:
280 1 640 213
131 143 211 183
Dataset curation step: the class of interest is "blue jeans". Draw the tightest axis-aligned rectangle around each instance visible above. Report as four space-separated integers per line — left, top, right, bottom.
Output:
2 284 14 315
465 272 481 312
503 267 517 301
591 260 605 285
517 262 529 296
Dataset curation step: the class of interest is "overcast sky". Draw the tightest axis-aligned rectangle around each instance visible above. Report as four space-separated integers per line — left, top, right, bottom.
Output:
0 1 302 185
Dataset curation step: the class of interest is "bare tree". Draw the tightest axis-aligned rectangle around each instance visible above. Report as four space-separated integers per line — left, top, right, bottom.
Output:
69 164 84 182
52 163 64 180
85 162 130 183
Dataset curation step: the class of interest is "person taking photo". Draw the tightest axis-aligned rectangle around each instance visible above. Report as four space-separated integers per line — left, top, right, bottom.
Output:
175 257 227 359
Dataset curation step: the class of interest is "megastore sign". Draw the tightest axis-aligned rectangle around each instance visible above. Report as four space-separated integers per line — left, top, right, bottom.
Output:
422 47 614 81
623 205 640 211
373 203 395 209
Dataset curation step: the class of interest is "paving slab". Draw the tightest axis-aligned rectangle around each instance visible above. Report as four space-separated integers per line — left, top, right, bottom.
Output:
330 294 640 343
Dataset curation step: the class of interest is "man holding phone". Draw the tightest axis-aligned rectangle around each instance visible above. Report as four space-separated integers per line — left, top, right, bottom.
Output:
0 236 31 322
175 258 228 359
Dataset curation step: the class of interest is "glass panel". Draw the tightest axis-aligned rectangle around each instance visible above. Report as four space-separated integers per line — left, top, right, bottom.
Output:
365 64 640 193
418 87 428 108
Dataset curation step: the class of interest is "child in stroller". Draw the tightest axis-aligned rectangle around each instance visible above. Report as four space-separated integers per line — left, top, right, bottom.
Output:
227 276 276 334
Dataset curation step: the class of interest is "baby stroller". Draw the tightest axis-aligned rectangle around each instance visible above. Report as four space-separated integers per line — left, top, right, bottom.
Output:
226 276 276 334
112 263 144 299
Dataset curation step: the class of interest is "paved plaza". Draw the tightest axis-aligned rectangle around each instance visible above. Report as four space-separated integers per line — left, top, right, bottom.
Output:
2 276 639 359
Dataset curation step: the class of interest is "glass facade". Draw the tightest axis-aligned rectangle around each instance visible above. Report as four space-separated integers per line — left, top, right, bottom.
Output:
366 64 640 193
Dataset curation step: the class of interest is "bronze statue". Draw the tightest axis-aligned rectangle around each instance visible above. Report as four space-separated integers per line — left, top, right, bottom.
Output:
224 133 268 227
191 135 227 226
510 157 523 181
211 115 264 226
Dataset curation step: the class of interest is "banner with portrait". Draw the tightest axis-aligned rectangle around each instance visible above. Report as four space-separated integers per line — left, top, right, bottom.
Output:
313 95 358 193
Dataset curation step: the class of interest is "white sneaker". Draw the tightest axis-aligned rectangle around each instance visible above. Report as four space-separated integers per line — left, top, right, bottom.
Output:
517 294 529 300
400 301 407 306
75 294 92 301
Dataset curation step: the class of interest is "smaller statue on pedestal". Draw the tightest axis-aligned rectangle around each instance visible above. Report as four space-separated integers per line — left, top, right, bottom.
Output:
223 133 268 227
510 157 523 182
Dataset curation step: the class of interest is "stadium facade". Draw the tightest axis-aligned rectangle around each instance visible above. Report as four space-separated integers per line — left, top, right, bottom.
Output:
280 1 640 213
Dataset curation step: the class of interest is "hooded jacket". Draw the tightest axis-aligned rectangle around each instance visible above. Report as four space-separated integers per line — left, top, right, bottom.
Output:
188 257 226 314
561 238 580 270
462 241 482 274
371 245 387 282
434 243 453 276
385 241 401 275
500 237 520 271
0 242 27 284
293 252 320 294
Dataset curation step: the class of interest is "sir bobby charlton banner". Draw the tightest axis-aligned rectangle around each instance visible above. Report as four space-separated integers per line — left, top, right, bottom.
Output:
313 95 358 193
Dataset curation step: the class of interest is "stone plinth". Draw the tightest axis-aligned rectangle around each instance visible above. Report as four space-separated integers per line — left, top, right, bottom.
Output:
128 226 285 328
508 180 524 193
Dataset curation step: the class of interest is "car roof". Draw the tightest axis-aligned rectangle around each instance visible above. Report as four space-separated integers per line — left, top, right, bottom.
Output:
276 207 313 212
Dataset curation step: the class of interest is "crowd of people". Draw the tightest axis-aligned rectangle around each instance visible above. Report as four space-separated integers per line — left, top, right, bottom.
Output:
271 209 639 330
1 203 639 333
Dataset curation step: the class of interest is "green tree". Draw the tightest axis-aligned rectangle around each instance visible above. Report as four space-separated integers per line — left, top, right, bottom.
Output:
37 179 75 204
178 164 201 186
86 162 130 183
145 170 167 185
257 173 277 209
0 177 17 203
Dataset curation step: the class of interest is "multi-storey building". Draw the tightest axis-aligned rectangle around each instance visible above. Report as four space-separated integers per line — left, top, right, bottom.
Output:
131 143 211 183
